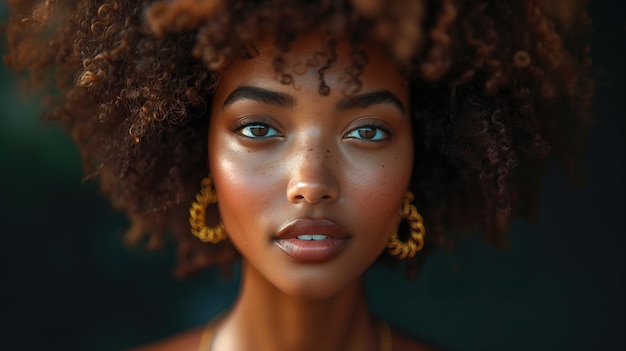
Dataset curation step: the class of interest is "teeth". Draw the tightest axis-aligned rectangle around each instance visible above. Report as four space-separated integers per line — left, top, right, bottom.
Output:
296 234 328 241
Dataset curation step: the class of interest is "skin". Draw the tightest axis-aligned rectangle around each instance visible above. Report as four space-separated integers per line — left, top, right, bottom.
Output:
209 34 414 302
207 33 415 351
133 33 436 351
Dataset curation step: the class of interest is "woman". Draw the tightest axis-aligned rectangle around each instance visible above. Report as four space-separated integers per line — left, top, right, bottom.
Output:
4 0 593 350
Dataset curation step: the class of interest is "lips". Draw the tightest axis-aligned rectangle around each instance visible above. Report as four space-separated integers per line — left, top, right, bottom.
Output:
274 219 350 262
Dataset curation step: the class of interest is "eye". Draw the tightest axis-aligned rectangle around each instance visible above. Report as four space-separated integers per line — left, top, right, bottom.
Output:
236 123 281 139
344 125 390 142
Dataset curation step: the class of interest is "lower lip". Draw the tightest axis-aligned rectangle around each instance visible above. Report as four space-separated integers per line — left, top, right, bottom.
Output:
274 238 349 263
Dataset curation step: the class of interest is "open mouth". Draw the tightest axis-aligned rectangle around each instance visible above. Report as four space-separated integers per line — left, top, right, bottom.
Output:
296 234 329 241
275 219 350 262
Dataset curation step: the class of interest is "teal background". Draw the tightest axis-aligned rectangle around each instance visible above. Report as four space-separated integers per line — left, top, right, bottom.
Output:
1 2 624 350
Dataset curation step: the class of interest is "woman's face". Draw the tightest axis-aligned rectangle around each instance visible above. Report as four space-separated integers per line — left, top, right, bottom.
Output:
209 34 413 300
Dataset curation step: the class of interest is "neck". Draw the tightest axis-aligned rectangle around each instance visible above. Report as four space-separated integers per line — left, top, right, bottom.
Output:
212 260 380 351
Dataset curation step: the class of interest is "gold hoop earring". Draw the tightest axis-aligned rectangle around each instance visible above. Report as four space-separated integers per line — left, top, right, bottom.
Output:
387 191 425 259
189 176 227 243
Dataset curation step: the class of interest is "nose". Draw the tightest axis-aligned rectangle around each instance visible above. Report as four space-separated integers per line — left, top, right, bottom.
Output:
286 145 339 205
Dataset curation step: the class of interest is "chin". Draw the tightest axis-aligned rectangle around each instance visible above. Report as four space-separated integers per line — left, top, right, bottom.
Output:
270 263 364 301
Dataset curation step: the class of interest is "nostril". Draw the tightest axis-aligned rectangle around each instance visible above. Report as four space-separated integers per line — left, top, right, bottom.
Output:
287 178 339 204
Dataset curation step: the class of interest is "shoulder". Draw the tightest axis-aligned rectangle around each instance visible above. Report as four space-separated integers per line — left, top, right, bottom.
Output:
391 329 449 351
126 325 205 351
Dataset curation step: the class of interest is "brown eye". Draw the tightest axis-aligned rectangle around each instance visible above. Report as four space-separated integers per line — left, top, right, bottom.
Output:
238 123 280 139
250 125 269 136
345 125 389 141
358 127 376 139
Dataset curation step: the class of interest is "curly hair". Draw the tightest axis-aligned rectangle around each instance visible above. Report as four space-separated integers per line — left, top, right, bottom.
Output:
3 0 593 278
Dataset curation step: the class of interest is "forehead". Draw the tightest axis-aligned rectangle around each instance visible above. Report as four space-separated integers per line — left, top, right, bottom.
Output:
214 33 408 100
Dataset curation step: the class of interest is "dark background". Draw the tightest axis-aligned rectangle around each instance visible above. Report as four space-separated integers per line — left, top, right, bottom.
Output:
1 2 624 350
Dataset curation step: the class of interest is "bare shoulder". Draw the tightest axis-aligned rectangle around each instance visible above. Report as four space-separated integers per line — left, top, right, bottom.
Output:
126 326 205 351
391 329 448 351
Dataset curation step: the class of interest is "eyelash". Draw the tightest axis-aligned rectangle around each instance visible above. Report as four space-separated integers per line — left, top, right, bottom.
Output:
344 121 391 142
232 117 282 140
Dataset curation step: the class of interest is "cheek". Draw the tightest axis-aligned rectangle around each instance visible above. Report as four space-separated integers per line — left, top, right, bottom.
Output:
209 127 250 238
207 132 292 257
345 132 414 201
210 147 275 232
342 147 414 246
356 167 410 226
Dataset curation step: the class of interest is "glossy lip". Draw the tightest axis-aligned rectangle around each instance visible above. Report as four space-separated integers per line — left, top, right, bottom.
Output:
274 219 351 263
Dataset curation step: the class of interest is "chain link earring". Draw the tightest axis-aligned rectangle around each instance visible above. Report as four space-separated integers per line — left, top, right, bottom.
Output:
189 176 227 243
387 191 425 259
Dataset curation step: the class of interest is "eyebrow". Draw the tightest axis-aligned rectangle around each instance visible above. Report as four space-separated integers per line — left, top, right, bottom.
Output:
223 86 295 109
222 86 405 114
336 90 406 114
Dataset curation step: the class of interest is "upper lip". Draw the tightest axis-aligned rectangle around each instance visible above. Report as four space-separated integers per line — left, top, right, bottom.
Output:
275 218 351 240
